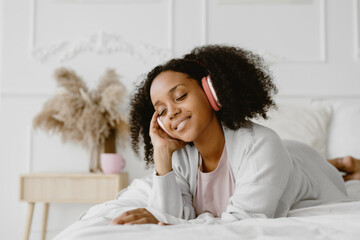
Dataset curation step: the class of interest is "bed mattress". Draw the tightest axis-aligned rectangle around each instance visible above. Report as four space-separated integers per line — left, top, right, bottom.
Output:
53 177 360 240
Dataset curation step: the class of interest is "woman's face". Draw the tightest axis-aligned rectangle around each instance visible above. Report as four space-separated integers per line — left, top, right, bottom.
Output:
150 70 215 142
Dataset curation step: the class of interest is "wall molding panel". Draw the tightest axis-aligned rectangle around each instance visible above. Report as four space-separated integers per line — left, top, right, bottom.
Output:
26 126 34 173
0 0 3 131
354 0 360 60
167 0 174 57
201 0 208 45
319 0 327 62
203 0 327 64
29 0 173 63
30 31 172 63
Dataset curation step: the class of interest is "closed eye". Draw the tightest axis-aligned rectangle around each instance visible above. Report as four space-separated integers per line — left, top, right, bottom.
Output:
158 94 186 116
176 94 187 101
159 109 166 116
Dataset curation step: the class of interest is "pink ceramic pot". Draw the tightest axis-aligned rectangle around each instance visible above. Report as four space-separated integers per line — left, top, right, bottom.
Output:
100 153 126 174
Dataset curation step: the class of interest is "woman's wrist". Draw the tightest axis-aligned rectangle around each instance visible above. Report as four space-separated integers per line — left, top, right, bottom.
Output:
153 147 173 176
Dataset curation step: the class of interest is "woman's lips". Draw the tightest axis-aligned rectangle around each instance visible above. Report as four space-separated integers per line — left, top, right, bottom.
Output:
174 116 191 131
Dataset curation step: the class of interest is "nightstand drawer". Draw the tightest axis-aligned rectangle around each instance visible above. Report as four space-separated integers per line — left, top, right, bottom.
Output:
19 173 128 203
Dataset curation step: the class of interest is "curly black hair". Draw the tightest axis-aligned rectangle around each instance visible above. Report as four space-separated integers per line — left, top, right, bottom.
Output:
129 45 278 167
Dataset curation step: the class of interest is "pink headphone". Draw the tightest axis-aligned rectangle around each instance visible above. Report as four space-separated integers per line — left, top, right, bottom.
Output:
201 75 222 111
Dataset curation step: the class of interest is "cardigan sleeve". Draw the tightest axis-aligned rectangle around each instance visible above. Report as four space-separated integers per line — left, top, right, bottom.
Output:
221 129 293 221
147 148 196 220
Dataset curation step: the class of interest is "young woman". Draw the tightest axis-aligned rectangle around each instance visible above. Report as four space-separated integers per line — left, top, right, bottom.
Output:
110 45 350 225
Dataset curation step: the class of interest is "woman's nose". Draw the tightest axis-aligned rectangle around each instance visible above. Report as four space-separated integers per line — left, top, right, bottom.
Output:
169 108 180 120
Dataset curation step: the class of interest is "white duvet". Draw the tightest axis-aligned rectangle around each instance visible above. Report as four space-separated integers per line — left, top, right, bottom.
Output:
53 176 360 240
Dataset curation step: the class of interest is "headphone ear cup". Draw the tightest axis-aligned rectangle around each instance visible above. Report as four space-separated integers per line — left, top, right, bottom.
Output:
157 117 176 138
201 76 222 111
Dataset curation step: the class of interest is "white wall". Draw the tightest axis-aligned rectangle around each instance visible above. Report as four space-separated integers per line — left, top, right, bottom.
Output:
0 0 3 131
0 0 359 239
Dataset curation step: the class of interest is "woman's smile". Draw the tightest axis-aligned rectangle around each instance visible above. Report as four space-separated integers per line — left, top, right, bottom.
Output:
173 116 192 131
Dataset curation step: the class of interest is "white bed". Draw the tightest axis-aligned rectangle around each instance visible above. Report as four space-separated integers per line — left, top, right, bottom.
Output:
54 99 360 240
54 176 360 240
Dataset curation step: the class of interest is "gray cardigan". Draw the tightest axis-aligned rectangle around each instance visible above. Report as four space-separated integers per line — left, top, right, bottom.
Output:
148 123 348 223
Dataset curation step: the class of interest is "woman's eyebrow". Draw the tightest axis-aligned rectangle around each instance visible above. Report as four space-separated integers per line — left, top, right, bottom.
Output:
154 84 185 107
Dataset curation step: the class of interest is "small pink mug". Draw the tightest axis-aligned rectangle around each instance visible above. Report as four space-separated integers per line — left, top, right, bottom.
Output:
100 153 126 174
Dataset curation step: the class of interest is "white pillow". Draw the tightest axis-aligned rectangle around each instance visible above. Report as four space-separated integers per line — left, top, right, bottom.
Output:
253 103 332 158
325 100 360 159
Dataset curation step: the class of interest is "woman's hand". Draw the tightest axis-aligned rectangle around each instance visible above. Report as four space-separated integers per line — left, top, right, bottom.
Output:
149 112 186 150
328 156 360 181
149 112 186 176
109 208 159 225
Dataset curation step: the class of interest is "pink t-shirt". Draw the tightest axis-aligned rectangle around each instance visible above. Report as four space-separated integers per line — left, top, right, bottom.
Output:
193 146 235 217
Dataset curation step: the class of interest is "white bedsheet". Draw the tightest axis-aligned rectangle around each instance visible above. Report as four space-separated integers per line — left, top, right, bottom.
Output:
53 176 360 240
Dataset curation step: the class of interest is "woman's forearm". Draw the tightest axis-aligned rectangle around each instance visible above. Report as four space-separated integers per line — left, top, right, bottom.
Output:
154 147 173 176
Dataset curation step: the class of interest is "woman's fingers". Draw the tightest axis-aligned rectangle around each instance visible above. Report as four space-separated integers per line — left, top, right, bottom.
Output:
124 218 149 225
109 208 159 225
149 111 158 130
149 111 160 136
343 172 360 181
110 208 141 225
328 157 354 173
149 112 169 139
111 213 141 225
149 111 186 154
158 222 171 226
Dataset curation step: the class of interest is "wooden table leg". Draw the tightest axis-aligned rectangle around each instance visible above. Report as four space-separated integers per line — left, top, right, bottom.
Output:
41 203 49 240
24 202 35 240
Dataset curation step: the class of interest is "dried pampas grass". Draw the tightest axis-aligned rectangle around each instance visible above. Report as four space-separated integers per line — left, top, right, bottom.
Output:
33 67 129 172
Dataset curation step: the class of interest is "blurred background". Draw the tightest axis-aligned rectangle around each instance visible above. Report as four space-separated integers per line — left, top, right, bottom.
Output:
0 0 359 239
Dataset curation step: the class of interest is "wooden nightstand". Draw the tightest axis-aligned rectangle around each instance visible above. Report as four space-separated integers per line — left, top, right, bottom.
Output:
19 172 128 240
